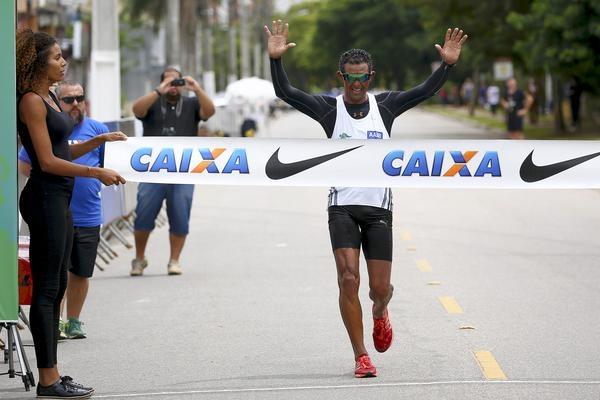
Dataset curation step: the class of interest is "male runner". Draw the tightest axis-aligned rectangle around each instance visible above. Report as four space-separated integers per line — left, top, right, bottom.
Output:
265 20 467 378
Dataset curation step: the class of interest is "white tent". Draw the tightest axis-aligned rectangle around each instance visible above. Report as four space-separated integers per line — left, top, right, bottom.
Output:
213 77 276 136
225 77 276 104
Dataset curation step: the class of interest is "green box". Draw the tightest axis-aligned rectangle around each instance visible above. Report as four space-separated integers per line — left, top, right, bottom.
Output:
0 1 18 322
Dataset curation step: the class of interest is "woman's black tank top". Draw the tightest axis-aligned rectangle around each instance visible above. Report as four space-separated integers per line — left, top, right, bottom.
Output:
17 91 75 187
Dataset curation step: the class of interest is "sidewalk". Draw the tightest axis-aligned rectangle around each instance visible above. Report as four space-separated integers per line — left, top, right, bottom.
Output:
424 104 600 140
390 108 503 139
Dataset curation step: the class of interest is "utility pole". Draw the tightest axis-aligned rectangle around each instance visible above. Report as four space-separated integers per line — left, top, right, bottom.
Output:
69 6 85 86
254 0 273 79
180 0 198 76
166 0 181 67
239 0 250 78
227 0 238 84
195 1 205 80
253 43 260 78
260 0 274 80
200 0 215 97
89 0 120 124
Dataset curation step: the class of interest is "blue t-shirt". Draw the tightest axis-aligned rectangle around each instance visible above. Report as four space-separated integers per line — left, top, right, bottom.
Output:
19 117 108 227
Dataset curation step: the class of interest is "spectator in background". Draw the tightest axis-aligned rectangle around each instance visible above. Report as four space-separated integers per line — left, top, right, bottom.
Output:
439 86 449 105
486 84 500 115
130 66 215 276
567 78 583 131
450 85 460 106
478 79 488 107
18 81 113 341
241 117 257 137
501 78 533 140
527 78 539 125
460 77 474 105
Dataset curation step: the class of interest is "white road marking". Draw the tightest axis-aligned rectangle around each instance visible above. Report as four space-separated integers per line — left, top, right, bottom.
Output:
94 380 600 398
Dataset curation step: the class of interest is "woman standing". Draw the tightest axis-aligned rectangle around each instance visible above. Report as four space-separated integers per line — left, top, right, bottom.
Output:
16 29 125 398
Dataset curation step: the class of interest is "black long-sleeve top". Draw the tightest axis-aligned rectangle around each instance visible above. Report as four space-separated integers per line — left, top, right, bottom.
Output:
270 58 453 138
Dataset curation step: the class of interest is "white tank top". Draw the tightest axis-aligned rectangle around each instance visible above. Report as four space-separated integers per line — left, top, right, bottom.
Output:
329 93 393 210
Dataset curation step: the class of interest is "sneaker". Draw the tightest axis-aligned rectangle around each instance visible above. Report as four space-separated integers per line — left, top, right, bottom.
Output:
130 258 148 276
65 318 86 339
36 377 93 398
58 319 68 341
354 354 377 378
61 376 94 394
167 260 182 275
373 306 393 353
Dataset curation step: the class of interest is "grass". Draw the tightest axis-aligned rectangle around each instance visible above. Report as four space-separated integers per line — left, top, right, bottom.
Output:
423 104 600 140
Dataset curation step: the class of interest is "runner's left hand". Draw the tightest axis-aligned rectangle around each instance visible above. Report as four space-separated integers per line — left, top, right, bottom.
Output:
435 28 468 65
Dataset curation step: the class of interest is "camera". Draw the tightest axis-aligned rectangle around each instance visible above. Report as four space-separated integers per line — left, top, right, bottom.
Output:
161 127 176 136
171 78 186 86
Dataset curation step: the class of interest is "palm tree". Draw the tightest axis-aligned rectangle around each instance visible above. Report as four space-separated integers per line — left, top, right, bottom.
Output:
123 0 199 71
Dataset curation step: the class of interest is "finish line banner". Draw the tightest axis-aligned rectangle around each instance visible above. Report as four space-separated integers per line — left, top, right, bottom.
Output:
104 137 600 189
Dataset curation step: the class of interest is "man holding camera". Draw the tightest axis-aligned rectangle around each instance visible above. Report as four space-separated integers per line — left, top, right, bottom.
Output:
130 66 215 276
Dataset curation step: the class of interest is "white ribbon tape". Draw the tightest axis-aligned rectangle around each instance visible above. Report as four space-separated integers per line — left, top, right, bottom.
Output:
104 137 600 189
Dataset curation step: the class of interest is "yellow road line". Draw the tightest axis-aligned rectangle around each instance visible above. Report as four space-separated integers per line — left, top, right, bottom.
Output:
473 350 507 380
416 259 432 272
400 231 412 241
438 296 464 313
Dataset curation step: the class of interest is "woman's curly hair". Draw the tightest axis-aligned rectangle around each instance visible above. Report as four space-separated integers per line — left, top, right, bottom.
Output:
16 28 57 95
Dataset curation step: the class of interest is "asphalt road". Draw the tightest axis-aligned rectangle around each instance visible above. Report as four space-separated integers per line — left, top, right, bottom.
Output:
2 108 599 399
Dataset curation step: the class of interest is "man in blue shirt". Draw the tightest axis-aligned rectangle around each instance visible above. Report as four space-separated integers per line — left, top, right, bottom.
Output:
18 81 122 339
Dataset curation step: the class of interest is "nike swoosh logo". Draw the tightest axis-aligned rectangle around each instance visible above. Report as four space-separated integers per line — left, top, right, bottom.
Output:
519 150 600 182
265 145 363 180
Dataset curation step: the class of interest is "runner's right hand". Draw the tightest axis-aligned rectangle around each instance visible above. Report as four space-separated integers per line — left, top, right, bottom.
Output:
264 19 296 59
91 167 126 186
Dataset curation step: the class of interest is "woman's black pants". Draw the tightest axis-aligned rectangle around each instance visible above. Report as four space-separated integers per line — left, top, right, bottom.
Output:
20 179 73 369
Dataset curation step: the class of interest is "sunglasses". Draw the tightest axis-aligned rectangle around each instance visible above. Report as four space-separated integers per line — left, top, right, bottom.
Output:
341 72 372 83
61 95 85 104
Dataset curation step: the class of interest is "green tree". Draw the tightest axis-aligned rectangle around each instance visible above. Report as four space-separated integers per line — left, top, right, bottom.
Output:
309 0 430 91
415 0 532 114
509 0 600 132
509 0 600 92
274 0 432 92
275 1 323 90
122 0 166 31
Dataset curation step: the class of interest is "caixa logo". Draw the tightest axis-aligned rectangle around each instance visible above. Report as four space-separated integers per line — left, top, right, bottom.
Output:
130 147 249 174
382 150 501 177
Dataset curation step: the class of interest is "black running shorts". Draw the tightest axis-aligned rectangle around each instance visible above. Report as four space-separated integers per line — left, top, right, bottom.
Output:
328 205 393 261
70 226 101 278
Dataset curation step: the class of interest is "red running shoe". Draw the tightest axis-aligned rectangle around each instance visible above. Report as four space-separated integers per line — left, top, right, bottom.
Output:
373 306 393 353
354 354 377 378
